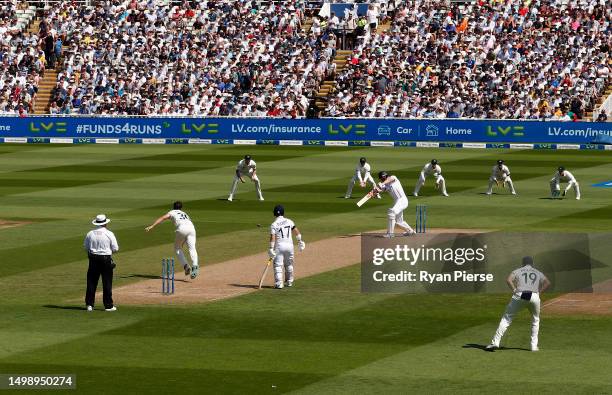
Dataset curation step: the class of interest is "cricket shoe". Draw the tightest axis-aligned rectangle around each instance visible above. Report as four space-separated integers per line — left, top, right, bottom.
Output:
576 197 581 200
485 343 498 351
86 305 93 312
485 192 492 195
190 265 200 279
442 192 449 197
184 264 191 276
227 196 233 202
259 197 265 201
344 195 351 199
511 192 517 195
383 233 395 239
413 192 418 197
531 346 539 352
403 230 416 236
376 195 382 199
105 306 117 312
285 281 293 287
274 284 283 289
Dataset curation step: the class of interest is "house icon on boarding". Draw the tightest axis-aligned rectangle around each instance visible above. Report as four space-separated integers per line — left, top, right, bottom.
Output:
426 125 439 137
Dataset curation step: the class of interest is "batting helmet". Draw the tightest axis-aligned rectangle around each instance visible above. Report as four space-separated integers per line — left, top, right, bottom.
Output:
497 160 504 166
273 205 284 217
378 171 389 181
359 157 367 165
431 159 438 166
244 155 252 161
558 166 565 172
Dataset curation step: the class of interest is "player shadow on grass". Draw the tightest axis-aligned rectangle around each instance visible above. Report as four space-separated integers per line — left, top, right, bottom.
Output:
118 274 190 283
229 283 275 289
43 304 88 311
463 343 531 352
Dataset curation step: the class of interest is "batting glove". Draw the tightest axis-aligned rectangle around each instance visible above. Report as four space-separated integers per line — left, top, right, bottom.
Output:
268 248 276 259
298 241 306 251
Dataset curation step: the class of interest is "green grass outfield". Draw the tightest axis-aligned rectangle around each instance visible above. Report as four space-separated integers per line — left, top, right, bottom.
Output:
0 144 610 394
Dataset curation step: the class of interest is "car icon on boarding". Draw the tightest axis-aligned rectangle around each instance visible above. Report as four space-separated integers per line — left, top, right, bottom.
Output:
377 125 391 136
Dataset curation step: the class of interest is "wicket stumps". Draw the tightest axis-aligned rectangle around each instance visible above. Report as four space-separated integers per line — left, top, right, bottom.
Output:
416 205 427 233
162 258 175 295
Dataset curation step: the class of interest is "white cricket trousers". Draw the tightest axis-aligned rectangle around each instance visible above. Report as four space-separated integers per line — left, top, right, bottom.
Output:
550 179 580 199
229 172 263 200
175 225 198 268
387 197 413 235
346 173 376 197
487 176 516 194
273 244 294 288
492 292 541 349
414 172 447 195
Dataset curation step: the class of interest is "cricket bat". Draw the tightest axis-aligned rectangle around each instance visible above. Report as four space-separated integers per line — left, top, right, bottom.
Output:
258 258 272 289
356 191 374 207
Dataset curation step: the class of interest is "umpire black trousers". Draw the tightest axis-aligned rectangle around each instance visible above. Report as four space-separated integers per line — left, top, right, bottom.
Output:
85 254 114 309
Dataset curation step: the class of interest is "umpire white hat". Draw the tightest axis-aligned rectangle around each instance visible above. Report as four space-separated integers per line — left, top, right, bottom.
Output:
92 214 111 226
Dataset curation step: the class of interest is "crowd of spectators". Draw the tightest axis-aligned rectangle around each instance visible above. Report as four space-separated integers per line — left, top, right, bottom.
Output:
0 0 610 120
47 0 334 117
0 1 41 116
327 0 611 120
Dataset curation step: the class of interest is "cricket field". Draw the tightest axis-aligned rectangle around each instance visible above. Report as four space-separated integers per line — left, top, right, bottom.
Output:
0 144 611 394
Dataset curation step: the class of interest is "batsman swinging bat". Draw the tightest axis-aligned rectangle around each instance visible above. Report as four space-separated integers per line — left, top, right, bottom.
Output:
356 191 374 207
258 258 272 289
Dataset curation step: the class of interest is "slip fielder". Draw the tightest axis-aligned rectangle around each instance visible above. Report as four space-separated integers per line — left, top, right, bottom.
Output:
414 159 449 197
486 160 517 195
550 166 581 200
145 201 200 279
268 205 306 289
487 256 550 352
345 157 378 199
228 155 264 201
374 171 415 238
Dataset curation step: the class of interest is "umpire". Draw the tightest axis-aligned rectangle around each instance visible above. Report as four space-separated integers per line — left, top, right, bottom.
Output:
84 214 119 312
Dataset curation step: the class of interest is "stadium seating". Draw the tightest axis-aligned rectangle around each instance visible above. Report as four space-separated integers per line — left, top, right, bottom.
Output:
1 0 609 120
0 1 39 116
323 0 611 120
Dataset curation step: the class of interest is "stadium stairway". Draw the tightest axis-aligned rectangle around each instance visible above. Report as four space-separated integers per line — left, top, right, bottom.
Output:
26 18 56 115
313 49 352 113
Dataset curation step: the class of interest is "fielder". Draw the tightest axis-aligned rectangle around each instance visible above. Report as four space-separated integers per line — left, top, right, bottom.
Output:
268 205 305 289
414 159 449 197
487 256 550 352
550 166 581 200
374 171 415 237
486 160 517 195
228 155 264 201
145 201 200 279
345 157 378 199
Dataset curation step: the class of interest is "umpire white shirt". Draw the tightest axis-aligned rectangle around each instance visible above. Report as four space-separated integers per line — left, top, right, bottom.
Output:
84 227 119 255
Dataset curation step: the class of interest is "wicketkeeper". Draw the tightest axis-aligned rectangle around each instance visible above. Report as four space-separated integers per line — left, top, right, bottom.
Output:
414 159 448 197
487 160 516 195
550 166 581 200
345 157 378 199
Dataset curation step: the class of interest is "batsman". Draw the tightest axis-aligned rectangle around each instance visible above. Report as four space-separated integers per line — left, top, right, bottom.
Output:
268 205 306 289
373 171 415 238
